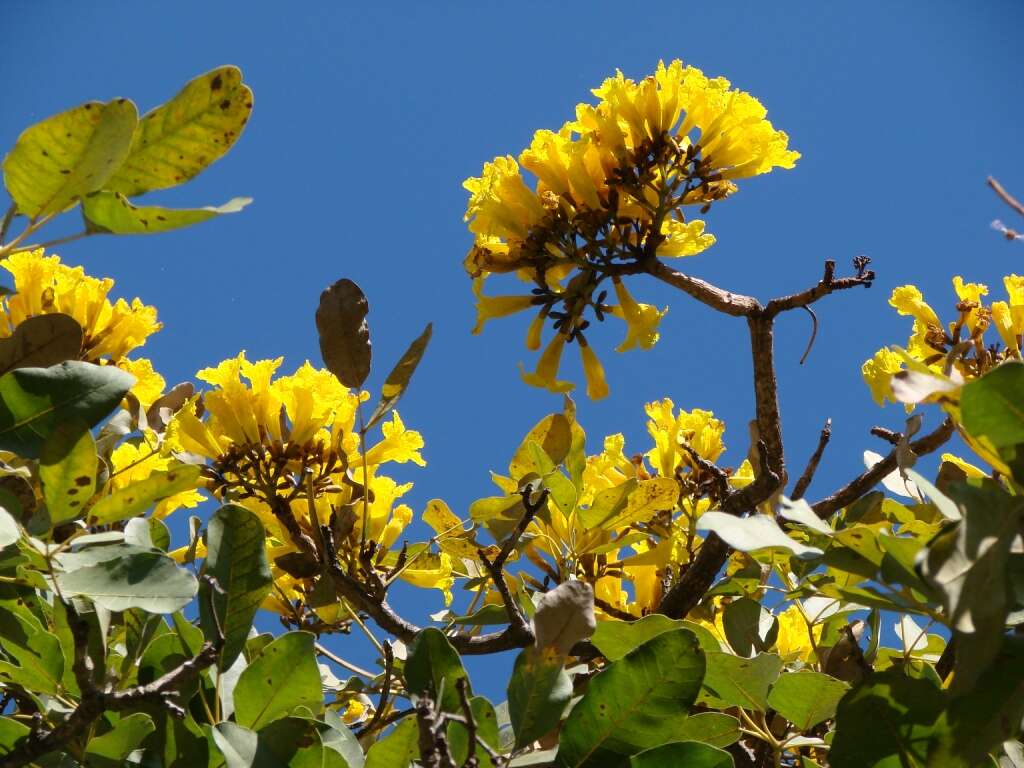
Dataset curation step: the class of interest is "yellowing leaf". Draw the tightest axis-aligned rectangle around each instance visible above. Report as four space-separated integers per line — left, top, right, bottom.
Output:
509 414 571 480
82 191 250 234
87 464 202 525
104 66 253 197
3 99 138 218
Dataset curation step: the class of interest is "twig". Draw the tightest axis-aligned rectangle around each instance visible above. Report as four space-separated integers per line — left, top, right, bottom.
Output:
658 442 780 619
763 259 874 317
594 596 638 622
357 642 395 739
811 417 954 518
315 642 377 680
791 419 832 500
798 305 818 365
869 426 901 445
415 695 457 768
0 206 15 246
0 615 221 767
478 488 547 645
989 176 1024 218
8 230 93 254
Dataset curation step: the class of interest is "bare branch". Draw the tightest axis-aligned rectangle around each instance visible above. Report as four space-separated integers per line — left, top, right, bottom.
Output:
989 176 1024 219
791 418 832 500
763 259 874 317
811 417 955 518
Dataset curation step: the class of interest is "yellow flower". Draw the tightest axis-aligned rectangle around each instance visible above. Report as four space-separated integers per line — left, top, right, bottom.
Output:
471 277 535 334
109 435 204 519
579 341 608 400
952 276 988 332
0 249 161 361
610 279 666 352
941 453 986 479
521 332 575 393
574 59 799 183
657 219 716 258
861 347 904 406
991 302 1019 354
117 357 166 409
645 399 726 477
773 605 822 663
889 285 940 328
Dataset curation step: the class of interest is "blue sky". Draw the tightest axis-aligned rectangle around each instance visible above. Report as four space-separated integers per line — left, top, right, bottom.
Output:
3 1 1023 697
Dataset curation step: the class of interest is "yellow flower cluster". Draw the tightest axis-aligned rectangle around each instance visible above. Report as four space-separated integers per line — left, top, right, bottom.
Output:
0 249 164 404
507 399 752 619
464 61 798 399
862 275 1024 406
167 352 452 611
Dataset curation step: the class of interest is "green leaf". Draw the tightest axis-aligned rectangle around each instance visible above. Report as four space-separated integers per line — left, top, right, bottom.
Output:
555 628 705 768
199 504 272 670
364 716 418 768
86 463 201 525
508 646 572 749
0 607 64 695
829 670 946 768
3 98 138 218
674 713 740 748
0 314 83 378
233 631 322 730
961 362 1024 454
56 551 198 614
320 710 365 768
366 323 432 430
39 419 96 525
0 508 20 549
932 636 1024 765
722 597 778 657
629 742 733 768
316 278 372 389
776 496 834 535
509 414 572 479
696 512 823 559
405 627 470 713
918 478 1023 691
82 190 250 234
104 66 253 197
767 671 849 730
0 361 134 458
212 722 284 768
701 652 782 712
85 713 155 767
448 696 499 768
591 615 703 661
0 717 29 757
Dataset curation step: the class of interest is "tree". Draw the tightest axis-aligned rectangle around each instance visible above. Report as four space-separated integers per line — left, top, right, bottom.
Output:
0 60 1020 768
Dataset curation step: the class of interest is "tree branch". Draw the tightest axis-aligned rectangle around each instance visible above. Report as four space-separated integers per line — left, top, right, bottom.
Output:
791 418 832 500
989 176 1024 219
811 417 955 518
763 259 874 317
1 632 220 768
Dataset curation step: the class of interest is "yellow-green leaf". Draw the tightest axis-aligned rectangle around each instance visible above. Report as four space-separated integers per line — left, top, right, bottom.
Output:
39 421 97 526
104 66 253 197
82 190 250 234
509 414 572 480
87 464 201 525
3 99 138 219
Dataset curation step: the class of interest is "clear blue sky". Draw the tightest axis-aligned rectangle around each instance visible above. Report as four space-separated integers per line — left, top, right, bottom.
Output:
3 1 1023 697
